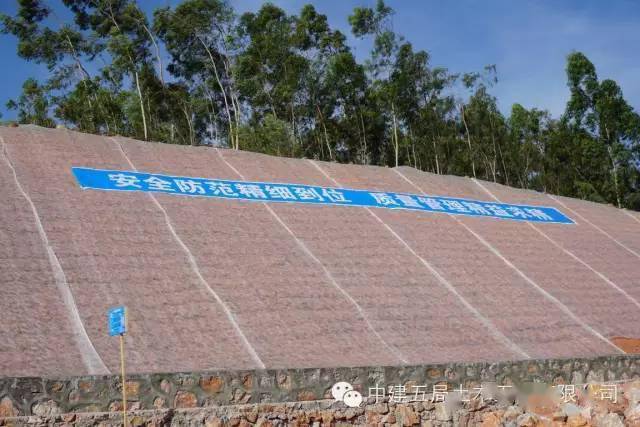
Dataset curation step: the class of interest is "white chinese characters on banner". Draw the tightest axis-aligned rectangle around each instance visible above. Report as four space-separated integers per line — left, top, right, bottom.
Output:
86 167 574 224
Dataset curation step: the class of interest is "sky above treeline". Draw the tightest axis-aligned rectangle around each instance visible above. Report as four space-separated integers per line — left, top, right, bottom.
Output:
1 0 639 121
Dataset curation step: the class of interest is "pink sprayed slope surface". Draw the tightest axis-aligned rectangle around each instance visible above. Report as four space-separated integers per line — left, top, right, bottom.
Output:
116 137 398 369
2 127 256 374
478 179 640 312
396 167 638 352
318 164 618 359
1 126 638 376
0 133 89 377
218 150 519 364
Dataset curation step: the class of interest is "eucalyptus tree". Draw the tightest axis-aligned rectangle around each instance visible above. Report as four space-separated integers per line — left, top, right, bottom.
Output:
6 78 56 127
507 104 549 189
62 0 161 140
154 0 241 148
295 5 357 161
349 0 403 166
564 52 640 207
1 0 101 130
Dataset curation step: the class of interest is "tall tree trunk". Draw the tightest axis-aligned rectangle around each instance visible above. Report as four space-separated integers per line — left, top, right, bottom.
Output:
316 104 333 161
62 33 99 132
489 113 498 182
411 129 417 169
134 70 148 140
604 126 622 208
391 102 399 167
141 22 165 86
608 145 622 208
197 36 234 148
231 92 241 150
223 57 242 150
360 110 368 165
432 136 440 174
103 8 148 140
460 103 476 178
497 138 509 186
182 106 195 146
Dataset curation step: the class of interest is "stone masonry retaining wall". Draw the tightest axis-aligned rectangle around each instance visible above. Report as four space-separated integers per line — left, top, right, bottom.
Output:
1 355 640 419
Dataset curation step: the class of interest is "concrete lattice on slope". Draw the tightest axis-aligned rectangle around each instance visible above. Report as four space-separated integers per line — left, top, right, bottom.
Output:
1 125 639 377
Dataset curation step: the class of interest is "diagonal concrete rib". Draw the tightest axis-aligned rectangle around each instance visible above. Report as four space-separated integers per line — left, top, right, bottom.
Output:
468 177 623 354
307 160 529 360
215 149 408 364
111 138 265 369
548 195 640 260
625 210 640 225
1 135 110 375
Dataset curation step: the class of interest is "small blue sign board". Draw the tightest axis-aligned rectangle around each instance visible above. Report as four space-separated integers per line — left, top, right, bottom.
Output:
108 306 127 336
72 167 574 224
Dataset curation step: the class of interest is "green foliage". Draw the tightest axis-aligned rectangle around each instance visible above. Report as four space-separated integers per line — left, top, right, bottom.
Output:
238 114 295 156
2 1 639 210
6 78 55 127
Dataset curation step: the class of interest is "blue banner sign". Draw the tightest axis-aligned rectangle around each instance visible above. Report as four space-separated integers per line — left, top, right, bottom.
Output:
72 167 573 224
108 306 127 336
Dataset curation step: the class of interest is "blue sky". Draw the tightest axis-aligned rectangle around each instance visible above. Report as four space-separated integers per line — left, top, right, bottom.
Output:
1 0 639 120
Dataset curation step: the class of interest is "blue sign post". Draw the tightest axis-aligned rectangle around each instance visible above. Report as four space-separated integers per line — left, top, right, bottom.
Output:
108 306 128 426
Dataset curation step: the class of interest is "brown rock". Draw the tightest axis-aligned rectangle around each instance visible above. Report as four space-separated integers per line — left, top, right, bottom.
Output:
504 405 524 422
594 413 623 427
0 397 18 418
160 379 171 394
205 417 223 427
130 415 145 427
552 411 568 422
232 388 251 404
277 372 292 390
434 403 452 421
566 414 589 427
125 381 140 397
480 412 502 427
242 374 253 389
396 405 420 426
50 382 64 393
365 412 382 425
153 397 166 409
371 402 389 414
246 410 259 423
427 368 442 379
78 381 93 392
316 410 333 423
526 394 558 418
468 397 487 412
516 413 538 427
174 390 198 408
297 390 316 401
61 414 76 423
108 401 122 412
383 413 397 424
200 376 225 394
32 400 61 417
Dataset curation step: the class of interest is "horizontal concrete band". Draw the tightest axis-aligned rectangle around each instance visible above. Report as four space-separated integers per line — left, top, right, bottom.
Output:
1 355 639 417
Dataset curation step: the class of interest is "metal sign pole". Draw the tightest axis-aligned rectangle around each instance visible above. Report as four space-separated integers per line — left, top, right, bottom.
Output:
108 306 128 427
120 333 127 427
